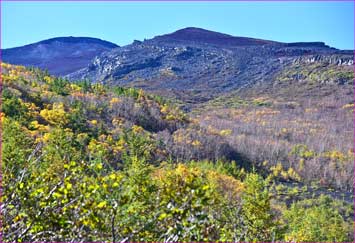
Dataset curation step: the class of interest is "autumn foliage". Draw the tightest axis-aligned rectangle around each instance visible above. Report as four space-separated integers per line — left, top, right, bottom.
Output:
1 64 352 242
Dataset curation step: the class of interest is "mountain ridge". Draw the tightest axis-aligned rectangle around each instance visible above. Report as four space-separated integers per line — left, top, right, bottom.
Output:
4 36 119 50
2 36 119 75
2 27 353 104
64 27 353 104
150 27 280 47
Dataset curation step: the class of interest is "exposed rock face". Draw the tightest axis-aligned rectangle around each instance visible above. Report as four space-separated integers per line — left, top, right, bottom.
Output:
67 28 353 102
3 28 353 103
2 37 119 75
294 54 354 65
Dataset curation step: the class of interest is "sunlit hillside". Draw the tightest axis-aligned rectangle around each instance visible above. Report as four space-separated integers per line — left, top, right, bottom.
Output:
1 63 353 242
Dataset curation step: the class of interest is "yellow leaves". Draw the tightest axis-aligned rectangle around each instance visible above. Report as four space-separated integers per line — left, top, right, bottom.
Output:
102 183 108 190
109 173 116 180
115 138 126 152
160 104 186 122
291 144 315 159
29 121 50 133
270 163 283 177
1 62 12 69
88 184 99 192
323 150 346 162
70 91 86 99
31 188 45 197
154 163 245 210
270 163 300 181
191 140 201 146
158 213 168 220
77 133 89 144
1 63 31 84
90 120 98 125
305 108 318 113
53 192 62 199
88 139 101 153
342 103 354 109
165 114 175 121
97 201 107 209
40 102 68 126
39 201 47 208
0 112 5 123
253 109 280 116
284 232 308 242
202 185 210 191
220 129 232 136
96 163 103 170
109 97 121 106
41 133 51 143
287 168 301 181
281 128 288 133
206 170 244 200
303 150 315 158
112 117 123 127
138 89 145 100
103 172 123 189
160 104 169 114
43 76 54 84
132 125 144 133
82 218 96 228
65 182 73 190
92 83 106 95
24 102 40 116
156 164 200 189
69 83 82 92
19 182 24 189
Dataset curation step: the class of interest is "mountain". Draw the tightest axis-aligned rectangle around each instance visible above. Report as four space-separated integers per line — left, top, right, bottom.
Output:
3 28 353 104
2 27 354 241
150 27 280 46
2 37 119 75
66 27 353 104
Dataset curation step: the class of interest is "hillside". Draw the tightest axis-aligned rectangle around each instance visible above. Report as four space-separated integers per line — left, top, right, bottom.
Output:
1 28 354 242
2 37 118 75
66 27 353 104
1 63 353 242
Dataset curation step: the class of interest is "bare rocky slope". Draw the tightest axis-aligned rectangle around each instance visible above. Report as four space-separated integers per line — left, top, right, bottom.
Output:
66 27 353 104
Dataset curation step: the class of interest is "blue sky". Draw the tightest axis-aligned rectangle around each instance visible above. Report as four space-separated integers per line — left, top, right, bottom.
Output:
2 1 354 49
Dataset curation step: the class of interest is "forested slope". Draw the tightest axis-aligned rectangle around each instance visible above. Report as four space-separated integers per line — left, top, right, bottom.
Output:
1 64 353 242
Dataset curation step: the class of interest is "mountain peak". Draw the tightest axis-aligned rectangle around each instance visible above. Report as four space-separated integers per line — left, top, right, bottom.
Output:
8 36 119 49
152 27 279 47
37 36 119 48
3 36 119 75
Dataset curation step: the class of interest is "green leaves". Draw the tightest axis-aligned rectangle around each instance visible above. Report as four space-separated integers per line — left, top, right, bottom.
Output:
284 196 350 242
240 173 280 242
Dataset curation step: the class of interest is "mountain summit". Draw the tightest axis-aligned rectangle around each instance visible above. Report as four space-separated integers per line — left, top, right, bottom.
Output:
65 27 352 103
2 37 118 75
151 27 279 47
